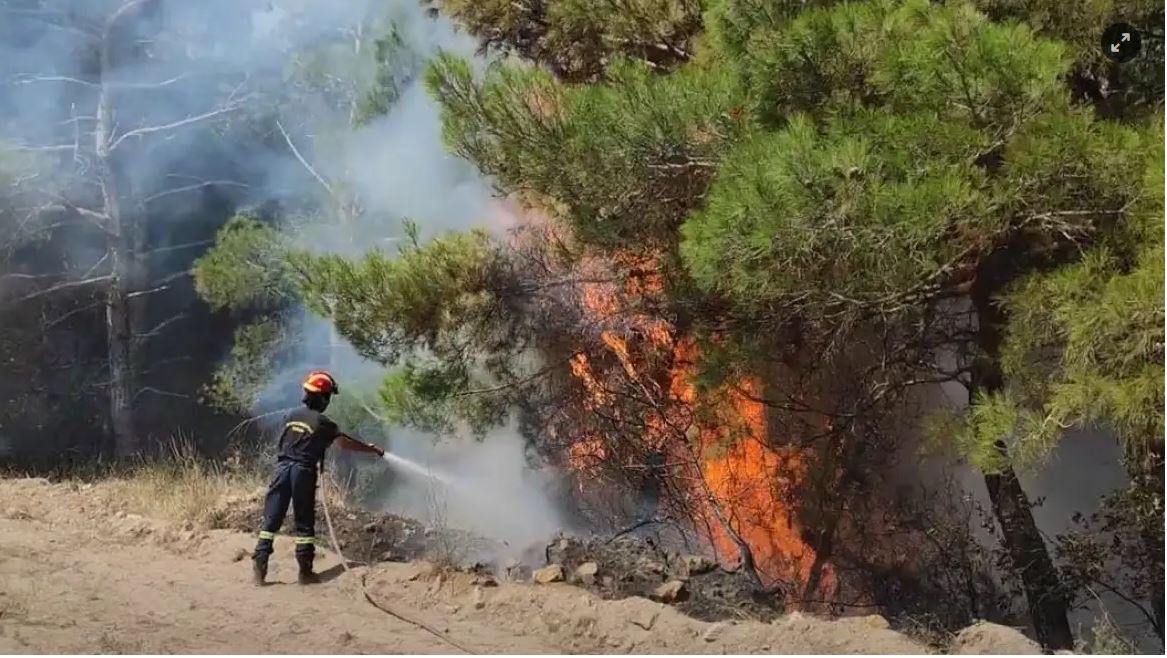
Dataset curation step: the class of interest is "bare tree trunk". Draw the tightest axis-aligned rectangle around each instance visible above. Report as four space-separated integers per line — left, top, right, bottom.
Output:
96 3 146 458
971 278 1072 651
802 423 866 603
104 255 137 457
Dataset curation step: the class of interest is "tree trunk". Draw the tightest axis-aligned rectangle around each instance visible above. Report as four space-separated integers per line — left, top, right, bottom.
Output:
96 8 139 459
105 265 136 457
982 449 1072 649
802 423 865 603
1138 443 1164 641
970 279 1073 651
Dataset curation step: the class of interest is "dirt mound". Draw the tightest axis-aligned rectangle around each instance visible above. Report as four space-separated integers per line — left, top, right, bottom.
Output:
534 535 782 622
950 621 1043 654
364 563 932 654
1 477 1057 654
212 493 778 622
212 487 503 566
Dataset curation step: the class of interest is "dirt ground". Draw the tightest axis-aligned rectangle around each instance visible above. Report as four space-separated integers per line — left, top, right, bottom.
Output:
0 477 1043 654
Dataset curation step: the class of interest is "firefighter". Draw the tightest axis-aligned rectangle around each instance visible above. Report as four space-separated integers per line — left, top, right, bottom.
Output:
252 370 385 585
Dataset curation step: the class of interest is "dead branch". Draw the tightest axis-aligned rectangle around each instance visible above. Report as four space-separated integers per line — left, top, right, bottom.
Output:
224 405 300 442
3 275 112 306
134 386 190 401
134 312 187 343
142 240 215 256
43 300 104 329
108 104 244 152
126 270 191 299
8 75 97 88
142 180 249 204
81 251 111 279
275 119 335 198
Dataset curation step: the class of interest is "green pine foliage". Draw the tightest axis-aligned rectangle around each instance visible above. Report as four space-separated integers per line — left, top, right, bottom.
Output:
200 318 288 415
681 110 994 309
425 0 1163 470
680 0 1142 314
973 0 1164 117
193 215 296 312
292 227 505 364
432 0 704 81
986 120 1164 466
427 52 749 251
290 226 534 434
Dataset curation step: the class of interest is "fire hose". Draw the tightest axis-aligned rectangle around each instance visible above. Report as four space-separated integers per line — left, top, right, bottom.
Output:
319 468 478 655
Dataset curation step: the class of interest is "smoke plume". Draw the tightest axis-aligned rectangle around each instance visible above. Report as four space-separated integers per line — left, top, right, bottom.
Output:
242 1 563 550
0 0 561 548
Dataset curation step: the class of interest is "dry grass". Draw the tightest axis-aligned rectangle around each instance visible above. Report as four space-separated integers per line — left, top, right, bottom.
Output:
1076 610 1141 655
107 437 265 528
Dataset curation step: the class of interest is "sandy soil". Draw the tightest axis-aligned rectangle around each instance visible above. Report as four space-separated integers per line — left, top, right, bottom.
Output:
0 477 1042 654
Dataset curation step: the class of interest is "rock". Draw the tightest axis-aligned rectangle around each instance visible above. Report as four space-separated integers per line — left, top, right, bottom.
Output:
470 586 486 610
858 614 890 630
680 554 716 576
533 564 565 584
702 622 726 642
546 537 572 564
601 575 615 589
628 608 658 631
573 562 599 586
651 579 688 603
471 574 498 587
950 622 1042 655
639 559 666 576
231 548 250 562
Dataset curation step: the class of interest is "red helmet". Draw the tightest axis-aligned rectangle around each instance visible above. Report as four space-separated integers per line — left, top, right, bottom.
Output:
302 370 339 396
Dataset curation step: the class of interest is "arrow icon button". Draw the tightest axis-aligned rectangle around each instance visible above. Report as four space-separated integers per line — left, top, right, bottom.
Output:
1101 23 1141 63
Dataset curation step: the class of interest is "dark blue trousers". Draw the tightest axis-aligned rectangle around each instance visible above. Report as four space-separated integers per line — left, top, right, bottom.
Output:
254 460 317 562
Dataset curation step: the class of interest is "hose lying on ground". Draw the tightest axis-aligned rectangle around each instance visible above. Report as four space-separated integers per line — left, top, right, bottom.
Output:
319 481 478 655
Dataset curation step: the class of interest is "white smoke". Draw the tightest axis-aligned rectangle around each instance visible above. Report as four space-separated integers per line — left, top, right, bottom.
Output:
382 423 564 558
244 1 563 550
0 0 558 548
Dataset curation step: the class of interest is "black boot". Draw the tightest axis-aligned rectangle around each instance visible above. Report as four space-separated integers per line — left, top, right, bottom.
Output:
252 554 269 586
296 553 318 585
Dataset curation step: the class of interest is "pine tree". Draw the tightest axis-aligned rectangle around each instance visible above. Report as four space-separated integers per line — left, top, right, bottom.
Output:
679 0 1160 647
426 0 1162 648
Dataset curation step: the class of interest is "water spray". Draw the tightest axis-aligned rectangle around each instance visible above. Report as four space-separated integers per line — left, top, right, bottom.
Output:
381 451 459 490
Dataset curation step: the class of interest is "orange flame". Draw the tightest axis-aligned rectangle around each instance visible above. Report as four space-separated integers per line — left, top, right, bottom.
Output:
561 249 832 594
